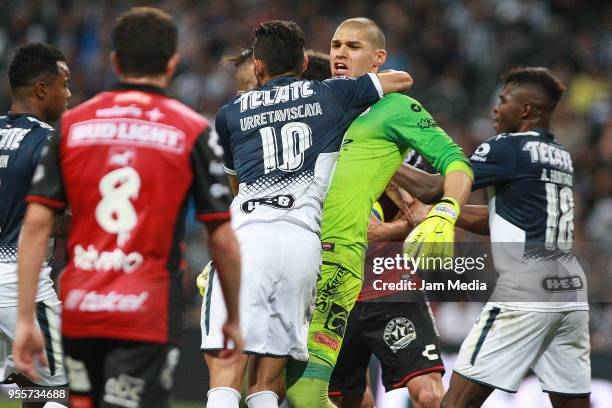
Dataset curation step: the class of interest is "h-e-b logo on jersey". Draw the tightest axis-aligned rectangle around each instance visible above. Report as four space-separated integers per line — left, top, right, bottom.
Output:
324 303 349 337
541 276 583 292
241 194 295 213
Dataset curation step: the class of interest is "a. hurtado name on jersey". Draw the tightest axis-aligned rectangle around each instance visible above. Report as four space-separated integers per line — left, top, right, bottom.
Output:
239 102 323 131
235 81 315 113
68 118 185 153
522 141 573 172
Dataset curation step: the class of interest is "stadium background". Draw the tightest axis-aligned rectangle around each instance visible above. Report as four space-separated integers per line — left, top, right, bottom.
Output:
0 0 610 406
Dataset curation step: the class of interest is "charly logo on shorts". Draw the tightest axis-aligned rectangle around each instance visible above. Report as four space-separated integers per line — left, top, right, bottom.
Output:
383 317 416 353
103 374 145 408
241 194 295 213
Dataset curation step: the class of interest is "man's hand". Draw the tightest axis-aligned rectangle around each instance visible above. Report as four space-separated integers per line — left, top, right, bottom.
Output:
196 260 215 298
218 320 244 363
13 320 47 382
403 197 460 262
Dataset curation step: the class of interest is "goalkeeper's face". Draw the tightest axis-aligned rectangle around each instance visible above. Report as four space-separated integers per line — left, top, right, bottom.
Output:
330 25 381 78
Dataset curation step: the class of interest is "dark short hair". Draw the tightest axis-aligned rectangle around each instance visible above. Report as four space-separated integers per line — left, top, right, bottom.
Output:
503 67 566 111
112 7 177 76
222 48 253 68
253 20 305 77
8 43 66 90
301 50 331 81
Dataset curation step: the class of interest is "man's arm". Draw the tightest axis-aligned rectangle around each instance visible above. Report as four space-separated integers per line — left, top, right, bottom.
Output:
205 221 244 354
14 203 54 380
392 163 444 204
457 205 489 235
376 70 413 94
190 126 243 355
227 174 239 196
368 214 411 242
443 170 472 206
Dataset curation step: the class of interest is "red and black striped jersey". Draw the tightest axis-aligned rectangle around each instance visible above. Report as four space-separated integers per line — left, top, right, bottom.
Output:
27 83 232 343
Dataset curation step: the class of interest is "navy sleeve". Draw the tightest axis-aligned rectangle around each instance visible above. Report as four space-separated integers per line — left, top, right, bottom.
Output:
30 130 52 167
191 127 233 223
470 136 517 191
323 73 382 111
214 106 235 175
27 131 66 210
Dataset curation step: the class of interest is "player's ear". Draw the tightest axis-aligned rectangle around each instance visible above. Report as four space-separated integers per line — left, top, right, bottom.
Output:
522 102 532 119
253 59 266 85
33 80 47 101
166 53 181 79
374 49 387 69
110 52 123 76
300 55 309 74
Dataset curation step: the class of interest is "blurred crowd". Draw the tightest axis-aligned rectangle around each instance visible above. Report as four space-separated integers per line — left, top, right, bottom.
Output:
0 0 610 370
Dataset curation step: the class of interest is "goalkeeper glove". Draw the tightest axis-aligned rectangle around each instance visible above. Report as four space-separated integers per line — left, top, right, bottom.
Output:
197 260 216 298
403 197 460 263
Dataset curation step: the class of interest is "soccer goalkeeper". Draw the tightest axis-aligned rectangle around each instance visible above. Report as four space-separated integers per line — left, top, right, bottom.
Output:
286 17 472 407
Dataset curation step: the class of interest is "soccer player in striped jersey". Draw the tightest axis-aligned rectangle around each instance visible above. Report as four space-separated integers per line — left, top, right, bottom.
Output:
202 20 412 408
395 67 590 408
0 42 71 408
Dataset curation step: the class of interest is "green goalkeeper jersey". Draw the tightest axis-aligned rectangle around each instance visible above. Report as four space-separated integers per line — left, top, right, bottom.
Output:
320 93 471 275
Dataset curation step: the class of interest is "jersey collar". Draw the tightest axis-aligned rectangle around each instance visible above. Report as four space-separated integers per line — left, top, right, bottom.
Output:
6 112 42 121
265 75 298 86
531 127 555 140
113 82 167 96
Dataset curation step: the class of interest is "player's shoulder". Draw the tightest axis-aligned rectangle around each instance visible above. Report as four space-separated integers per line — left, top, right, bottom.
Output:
320 74 372 89
162 97 209 128
483 130 541 145
23 116 54 132
215 100 233 123
377 93 425 112
62 91 112 122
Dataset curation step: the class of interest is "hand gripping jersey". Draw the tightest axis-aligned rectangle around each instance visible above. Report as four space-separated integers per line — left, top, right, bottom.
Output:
321 94 470 275
27 83 233 343
216 74 383 234
0 113 56 305
470 128 588 311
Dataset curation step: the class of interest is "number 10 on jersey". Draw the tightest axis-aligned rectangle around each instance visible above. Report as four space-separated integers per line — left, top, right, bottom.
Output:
260 122 313 174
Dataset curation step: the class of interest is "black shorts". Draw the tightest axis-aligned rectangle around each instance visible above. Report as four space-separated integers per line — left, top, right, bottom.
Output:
63 337 180 408
329 301 445 394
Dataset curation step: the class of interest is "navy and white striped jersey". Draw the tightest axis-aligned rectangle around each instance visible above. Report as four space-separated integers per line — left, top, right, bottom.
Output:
216 73 382 234
0 113 53 261
0 113 56 306
470 128 587 311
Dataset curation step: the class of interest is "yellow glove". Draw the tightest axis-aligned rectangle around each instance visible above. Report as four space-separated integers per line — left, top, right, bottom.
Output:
197 260 215 298
403 197 460 263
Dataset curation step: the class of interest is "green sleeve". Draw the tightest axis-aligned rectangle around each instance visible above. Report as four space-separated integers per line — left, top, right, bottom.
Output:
384 94 471 176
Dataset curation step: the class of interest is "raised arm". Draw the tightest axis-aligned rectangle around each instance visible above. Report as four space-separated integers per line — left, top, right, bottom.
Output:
377 70 413 94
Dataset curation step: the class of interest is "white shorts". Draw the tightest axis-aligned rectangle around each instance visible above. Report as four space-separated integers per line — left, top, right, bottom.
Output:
201 221 321 361
0 297 68 386
454 303 591 395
